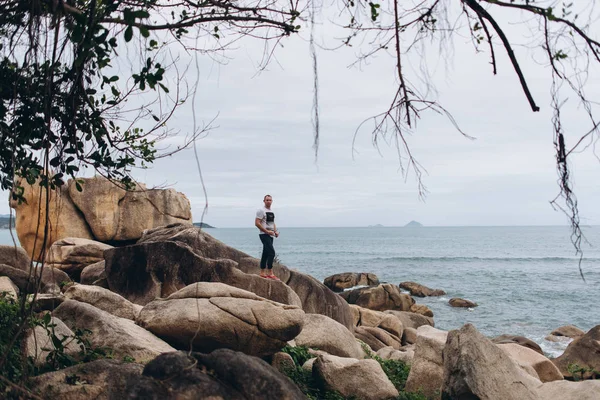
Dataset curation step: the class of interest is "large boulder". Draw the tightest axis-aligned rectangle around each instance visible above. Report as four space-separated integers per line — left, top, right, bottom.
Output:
194 349 307 399
122 351 244 400
294 314 367 359
312 354 399 400
9 177 193 262
553 325 600 379
497 343 563 383
53 299 175 363
136 282 304 357
340 284 415 312
441 324 540 400
550 325 586 339
0 245 31 271
28 359 143 400
135 224 354 329
63 284 142 320
9 179 94 261
404 326 448 398
67 176 192 242
105 240 301 307
323 272 379 292
124 350 306 400
45 237 113 281
399 281 445 297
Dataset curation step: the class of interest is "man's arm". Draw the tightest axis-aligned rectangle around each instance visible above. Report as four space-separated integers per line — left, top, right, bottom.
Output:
255 218 273 235
273 223 279 237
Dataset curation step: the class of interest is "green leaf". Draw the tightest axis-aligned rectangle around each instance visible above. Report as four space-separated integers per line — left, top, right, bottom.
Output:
49 156 61 167
139 26 150 38
133 10 150 19
72 25 83 42
124 26 133 42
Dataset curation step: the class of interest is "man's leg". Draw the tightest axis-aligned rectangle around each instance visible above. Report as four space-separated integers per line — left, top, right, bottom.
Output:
265 236 279 279
259 234 270 277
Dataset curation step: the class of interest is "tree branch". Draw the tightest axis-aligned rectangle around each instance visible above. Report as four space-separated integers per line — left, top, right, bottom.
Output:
463 0 540 112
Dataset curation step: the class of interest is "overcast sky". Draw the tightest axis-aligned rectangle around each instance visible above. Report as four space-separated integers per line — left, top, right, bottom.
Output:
6 5 600 228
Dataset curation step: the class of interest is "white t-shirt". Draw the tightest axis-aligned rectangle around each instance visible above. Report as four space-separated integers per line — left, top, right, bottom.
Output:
256 207 275 233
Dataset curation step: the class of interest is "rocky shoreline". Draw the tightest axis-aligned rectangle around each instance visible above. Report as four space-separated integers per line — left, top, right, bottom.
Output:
1 177 598 399
0 223 598 399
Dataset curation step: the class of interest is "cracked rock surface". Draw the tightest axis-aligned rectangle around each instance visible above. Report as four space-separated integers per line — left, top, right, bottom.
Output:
137 282 305 357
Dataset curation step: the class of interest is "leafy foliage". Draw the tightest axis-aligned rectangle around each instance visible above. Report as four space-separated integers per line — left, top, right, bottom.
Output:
281 345 346 400
282 344 312 366
0 0 300 201
377 357 412 393
0 293 31 395
0 294 115 397
566 363 600 381
33 313 114 374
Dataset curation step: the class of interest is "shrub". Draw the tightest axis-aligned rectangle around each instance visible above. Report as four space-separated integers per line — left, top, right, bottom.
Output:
567 363 600 381
280 345 347 399
282 344 312 366
360 340 427 400
0 294 31 389
33 314 114 374
0 292 115 398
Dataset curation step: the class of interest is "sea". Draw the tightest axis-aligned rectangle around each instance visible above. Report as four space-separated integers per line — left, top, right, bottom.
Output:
205 226 600 357
1 226 598 357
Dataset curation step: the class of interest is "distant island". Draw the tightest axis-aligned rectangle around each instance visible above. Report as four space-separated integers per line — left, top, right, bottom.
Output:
193 222 215 228
404 220 423 227
367 224 385 228
0 216 15 229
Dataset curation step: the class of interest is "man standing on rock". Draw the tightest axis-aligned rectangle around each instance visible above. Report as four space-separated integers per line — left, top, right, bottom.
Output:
255 194 280 280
